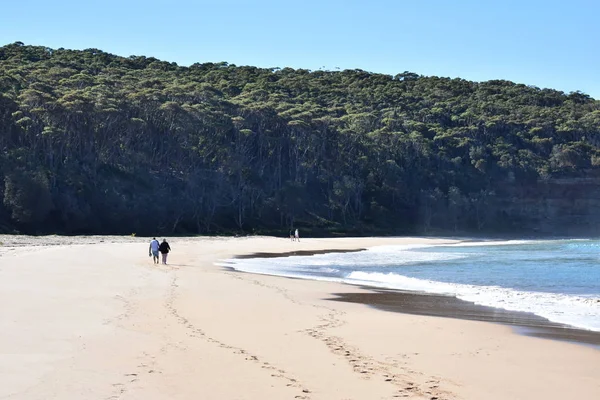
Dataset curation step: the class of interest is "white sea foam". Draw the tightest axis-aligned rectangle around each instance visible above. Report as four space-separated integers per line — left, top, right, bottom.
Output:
445 239 551 247
344 271 600 332
221 244 465 271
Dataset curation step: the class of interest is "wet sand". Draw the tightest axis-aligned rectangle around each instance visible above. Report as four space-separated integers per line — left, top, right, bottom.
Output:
329 290 600 348
234 248 366 259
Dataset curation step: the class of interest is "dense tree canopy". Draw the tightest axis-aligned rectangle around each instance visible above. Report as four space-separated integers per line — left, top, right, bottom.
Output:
1 42 599 236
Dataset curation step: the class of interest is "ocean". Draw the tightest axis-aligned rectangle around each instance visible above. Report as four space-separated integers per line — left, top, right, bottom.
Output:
222 239 600 332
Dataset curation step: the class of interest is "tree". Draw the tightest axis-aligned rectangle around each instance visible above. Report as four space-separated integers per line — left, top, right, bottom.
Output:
3 170 53 225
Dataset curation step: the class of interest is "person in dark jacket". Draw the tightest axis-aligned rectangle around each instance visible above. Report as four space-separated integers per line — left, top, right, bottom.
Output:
159 239 171 265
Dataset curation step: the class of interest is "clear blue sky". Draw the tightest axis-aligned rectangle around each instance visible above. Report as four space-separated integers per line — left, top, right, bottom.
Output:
1 0 599 98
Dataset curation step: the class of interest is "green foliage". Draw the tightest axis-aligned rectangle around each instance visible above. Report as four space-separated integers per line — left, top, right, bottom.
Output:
0 43 599 236
3 170 53 225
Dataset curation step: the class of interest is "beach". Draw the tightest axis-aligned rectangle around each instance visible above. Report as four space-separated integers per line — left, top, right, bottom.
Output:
0 235 598 400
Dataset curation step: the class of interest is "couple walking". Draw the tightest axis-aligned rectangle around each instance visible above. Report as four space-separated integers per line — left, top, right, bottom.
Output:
149 237 171 264
290 228 300 242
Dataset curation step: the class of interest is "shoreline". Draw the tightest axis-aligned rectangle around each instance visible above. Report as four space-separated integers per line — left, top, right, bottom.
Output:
230 248 600 348
233 248 367 259
330 289 600 348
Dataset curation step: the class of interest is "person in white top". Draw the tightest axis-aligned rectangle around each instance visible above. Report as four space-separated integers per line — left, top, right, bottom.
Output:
149 237 160 264
294 229 300 242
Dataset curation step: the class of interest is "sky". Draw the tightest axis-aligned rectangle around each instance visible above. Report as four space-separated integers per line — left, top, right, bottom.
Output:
1 0 599 98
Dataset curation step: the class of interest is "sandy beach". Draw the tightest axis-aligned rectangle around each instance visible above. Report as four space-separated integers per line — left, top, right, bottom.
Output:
0 235 598 400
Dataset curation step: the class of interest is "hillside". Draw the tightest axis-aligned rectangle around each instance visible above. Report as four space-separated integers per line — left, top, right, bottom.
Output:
1 42 599 236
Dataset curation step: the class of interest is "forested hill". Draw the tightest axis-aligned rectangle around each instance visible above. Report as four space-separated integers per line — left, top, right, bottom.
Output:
1 42 600 236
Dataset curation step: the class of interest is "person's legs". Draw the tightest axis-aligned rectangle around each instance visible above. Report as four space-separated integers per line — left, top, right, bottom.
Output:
162 253 168 265
152 251 159 264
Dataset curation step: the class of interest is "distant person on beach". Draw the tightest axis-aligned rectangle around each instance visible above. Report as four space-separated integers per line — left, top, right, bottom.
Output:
149 237 160 264
295 229 300 242
159 238 171 265
290 230 295 241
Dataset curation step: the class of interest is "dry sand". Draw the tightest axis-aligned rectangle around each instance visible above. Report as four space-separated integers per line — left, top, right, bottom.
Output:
0 235 598 400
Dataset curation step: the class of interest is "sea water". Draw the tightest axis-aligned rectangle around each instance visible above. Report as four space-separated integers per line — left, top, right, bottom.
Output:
222 240 600 331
